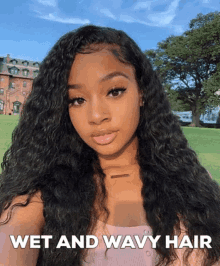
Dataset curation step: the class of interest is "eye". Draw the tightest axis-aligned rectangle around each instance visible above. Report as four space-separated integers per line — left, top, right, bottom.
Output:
68 97 85 106
108 87 126 97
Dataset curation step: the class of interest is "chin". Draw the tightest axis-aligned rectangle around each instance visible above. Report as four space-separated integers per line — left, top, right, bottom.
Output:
94 145 125 159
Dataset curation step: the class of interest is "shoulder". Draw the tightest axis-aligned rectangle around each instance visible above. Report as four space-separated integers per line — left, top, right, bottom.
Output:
172 218 219 265
0 191 45 265
0 190 45 229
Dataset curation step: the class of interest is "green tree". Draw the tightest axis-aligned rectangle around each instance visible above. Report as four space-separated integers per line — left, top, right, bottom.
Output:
203 63 220 108
165 85 190 112
189 11 220 29
145 12 220 127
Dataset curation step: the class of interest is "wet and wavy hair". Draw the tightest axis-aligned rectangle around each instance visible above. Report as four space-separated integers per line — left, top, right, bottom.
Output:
0 25 220 266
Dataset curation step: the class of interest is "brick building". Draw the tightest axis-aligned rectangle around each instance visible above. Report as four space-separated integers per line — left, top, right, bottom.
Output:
0 54 40 115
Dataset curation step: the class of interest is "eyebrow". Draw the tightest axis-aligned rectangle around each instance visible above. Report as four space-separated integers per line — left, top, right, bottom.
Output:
67 71 130 90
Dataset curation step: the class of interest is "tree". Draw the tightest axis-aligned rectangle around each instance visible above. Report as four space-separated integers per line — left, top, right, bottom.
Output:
189 11 220 30
165 85 190 112
203 62 220 106
145 12 220 126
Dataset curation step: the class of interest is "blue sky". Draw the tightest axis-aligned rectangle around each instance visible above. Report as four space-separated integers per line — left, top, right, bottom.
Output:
1 0 219 62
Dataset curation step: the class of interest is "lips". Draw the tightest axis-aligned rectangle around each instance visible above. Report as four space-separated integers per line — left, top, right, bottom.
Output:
92 131 118 145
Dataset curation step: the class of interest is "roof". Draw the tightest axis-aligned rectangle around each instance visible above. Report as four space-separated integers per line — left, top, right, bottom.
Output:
0 55 40 79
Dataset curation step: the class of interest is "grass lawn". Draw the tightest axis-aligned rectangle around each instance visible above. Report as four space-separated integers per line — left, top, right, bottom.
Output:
0 115 20 168
0 115 219 184
182 127 220 184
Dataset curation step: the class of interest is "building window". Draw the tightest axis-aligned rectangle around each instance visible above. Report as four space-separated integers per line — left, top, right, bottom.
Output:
9 82 15 88
34 62 39 67
23 69 29 76
0 88 4 95
23 81 27 87
13 101 21 114
0 78 4 81
12 60 17 65
33 70 39 77
23 61 28 66
9 67 19 75
0 100 4 111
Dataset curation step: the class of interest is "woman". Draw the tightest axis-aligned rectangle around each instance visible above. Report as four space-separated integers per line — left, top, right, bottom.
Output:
0 25 219 266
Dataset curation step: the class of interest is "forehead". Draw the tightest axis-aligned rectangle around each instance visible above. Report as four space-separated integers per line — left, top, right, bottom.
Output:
68 48 136 84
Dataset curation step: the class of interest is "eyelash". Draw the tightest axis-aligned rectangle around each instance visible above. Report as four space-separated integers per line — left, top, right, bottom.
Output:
68 87 127 106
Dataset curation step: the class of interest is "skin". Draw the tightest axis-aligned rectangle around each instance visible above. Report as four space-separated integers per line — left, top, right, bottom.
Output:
68 47 143 171
66 47 216 265
68 47 146 227
0 46 214 265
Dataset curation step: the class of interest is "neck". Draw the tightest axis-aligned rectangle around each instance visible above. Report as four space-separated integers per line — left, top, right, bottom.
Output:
98 135 139 171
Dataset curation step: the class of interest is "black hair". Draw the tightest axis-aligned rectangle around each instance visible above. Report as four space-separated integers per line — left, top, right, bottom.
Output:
0 25 220 266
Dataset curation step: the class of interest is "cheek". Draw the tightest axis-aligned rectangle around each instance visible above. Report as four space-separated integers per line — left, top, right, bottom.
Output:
115 99 140 128
69 111 88 139
126 108 140 133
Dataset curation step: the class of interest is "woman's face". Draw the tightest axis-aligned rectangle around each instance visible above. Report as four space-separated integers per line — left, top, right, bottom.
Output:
68 48 143 160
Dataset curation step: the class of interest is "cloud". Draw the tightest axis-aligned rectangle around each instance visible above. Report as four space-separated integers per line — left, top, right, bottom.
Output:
37 0 57 7
99 0 180 30
147 0 180 26
202 0 210 3
119 14 138 23
38 13 90 24
32 0 90 25
118 14 154 27
133 1 152 11
172 25 184 34
100 9 116 20
119 0 180 28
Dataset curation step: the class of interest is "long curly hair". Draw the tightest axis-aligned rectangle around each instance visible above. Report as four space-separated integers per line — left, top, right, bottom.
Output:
0 25 220 266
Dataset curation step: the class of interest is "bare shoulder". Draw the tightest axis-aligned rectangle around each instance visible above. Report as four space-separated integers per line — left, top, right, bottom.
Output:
0 191 45 265
0 190 45 229
172 218 220 265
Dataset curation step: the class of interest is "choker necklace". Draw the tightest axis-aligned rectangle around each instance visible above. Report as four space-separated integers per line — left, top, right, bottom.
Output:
111 174 130 179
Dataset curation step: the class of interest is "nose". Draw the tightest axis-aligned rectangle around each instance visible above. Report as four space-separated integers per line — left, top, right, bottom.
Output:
88 98 110 125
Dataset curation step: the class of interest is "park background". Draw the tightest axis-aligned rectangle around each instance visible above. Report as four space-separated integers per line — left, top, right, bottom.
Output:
0 0 220 184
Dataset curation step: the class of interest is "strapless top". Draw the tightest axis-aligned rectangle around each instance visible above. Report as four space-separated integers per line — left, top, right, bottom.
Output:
82 220 157 266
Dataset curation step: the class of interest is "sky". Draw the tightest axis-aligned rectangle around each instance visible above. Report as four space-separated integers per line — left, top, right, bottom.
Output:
0 0 220 62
